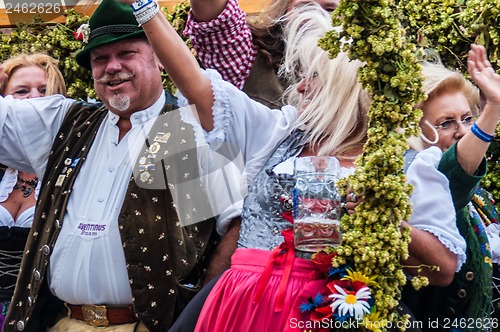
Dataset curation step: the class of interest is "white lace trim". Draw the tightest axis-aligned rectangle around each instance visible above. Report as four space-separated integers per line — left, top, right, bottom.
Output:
177 69 230 150
418 226 467 272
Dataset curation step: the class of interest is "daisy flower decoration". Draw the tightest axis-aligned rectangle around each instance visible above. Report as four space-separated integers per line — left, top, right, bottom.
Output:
329 282 372 319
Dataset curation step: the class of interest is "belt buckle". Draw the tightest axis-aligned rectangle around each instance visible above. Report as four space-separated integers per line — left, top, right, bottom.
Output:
82 304 110 327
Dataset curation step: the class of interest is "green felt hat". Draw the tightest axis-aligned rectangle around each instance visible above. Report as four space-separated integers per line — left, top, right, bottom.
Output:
75 0 145 70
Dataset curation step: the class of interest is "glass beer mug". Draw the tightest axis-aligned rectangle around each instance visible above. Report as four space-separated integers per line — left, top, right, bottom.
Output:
293 156 342 252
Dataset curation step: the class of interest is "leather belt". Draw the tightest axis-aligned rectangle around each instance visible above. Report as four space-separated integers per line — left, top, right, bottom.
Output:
65 303 137 327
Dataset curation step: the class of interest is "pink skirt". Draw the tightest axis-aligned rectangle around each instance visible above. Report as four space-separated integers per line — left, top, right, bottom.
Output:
195 248 328 332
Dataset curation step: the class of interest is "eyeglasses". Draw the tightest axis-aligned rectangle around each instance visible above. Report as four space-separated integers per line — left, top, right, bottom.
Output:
433 115 476 131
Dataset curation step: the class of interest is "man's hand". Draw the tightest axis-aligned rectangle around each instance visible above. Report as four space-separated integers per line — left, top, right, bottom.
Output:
203 217 240 285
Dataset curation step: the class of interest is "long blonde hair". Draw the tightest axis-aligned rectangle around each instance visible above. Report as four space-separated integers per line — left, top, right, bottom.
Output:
281 3 369 157
0 53 67 96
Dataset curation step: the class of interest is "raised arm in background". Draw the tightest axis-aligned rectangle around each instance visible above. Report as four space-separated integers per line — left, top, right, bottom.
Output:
121 1 216 131
457 44 500 174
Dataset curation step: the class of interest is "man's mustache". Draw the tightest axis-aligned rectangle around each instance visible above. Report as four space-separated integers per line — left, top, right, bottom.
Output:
93 70 135 84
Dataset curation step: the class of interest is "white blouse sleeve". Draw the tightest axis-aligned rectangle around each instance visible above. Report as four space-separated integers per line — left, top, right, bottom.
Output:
406 146 467 271
179 106 246 235
177 69 298 185
0 95 74 178
485 223 500 264
177 69 297 236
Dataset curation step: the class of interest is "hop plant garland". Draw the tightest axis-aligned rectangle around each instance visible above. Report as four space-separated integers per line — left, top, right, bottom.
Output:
318 0 426 328
316 0 500 328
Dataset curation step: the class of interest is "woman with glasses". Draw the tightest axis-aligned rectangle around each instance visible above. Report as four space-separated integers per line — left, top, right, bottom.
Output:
403 54 500 326
417 61 479 152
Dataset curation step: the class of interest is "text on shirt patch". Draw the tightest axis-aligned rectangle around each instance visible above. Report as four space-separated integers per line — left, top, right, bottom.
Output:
77 223 107 238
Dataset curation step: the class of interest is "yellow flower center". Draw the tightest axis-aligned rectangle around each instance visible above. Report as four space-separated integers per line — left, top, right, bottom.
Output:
345 294 357 305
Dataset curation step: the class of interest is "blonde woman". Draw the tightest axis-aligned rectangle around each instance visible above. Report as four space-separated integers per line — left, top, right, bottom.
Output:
0 53 66 97
0 53 66 327
403 56 500 324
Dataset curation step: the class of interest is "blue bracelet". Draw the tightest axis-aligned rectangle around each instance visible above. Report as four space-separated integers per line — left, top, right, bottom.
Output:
471 122 495 142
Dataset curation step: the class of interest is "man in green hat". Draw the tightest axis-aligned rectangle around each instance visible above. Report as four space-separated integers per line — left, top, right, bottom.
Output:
0 0 221 331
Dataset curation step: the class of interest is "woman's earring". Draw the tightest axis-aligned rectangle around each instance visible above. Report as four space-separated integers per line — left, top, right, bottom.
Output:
420 119 439 145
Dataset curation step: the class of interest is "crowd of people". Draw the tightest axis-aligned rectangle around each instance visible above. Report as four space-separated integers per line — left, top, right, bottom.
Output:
0 0 497 331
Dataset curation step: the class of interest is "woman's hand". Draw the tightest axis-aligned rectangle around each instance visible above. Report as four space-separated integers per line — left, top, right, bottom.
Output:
468 44 500 106
456 44 500 174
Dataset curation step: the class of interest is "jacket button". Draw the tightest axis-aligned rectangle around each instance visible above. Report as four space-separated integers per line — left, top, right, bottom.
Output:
457 289 467 299
33 270 41 281
465 271 475 281
27 296 33 306
16 320 25 331
55 219 61 229
42 245 50 256
445 307 456 316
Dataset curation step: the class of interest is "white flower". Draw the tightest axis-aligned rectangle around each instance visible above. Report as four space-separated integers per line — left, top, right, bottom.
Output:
329 284 371 319
76 23 90 44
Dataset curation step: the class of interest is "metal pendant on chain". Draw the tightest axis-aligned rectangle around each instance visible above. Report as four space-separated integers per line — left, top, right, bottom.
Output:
14 176 39 198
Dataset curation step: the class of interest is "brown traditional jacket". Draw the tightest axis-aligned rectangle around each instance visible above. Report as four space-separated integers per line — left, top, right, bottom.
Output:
4 96 219 332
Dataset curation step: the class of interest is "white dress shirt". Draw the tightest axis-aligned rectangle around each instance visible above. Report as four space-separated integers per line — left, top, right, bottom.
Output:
0 93 167 305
